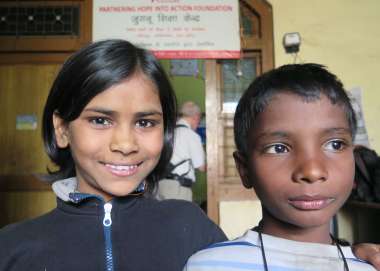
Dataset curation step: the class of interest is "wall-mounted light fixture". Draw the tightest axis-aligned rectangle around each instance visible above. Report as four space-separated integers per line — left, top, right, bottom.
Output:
283 32 301 54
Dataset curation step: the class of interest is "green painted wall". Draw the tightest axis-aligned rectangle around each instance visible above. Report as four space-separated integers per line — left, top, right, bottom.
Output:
271 0 380 152
160 60 206 112
160 59 207 205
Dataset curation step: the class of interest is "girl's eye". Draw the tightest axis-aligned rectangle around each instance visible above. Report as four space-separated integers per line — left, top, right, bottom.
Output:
324 139 347 151
89 117 112 127
264 144 289 154
136 119 155 128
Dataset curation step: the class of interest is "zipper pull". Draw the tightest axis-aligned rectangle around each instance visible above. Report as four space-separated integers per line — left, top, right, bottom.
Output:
103 202 112 227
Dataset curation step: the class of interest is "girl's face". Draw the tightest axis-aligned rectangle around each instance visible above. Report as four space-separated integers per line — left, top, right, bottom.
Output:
235 92 354 243
53 72 164 201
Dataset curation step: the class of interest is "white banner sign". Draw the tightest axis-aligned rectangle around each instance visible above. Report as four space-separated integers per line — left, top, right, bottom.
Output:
93 0 240 59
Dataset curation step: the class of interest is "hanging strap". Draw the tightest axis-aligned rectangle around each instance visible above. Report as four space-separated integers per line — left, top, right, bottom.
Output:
163 123 195 187
170 159 191 172
175 124 188 129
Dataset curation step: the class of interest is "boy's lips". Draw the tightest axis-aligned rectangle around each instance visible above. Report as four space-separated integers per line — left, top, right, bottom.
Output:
288 195 335 210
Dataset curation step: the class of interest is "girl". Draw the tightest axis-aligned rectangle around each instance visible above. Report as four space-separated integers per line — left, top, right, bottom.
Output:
0 39 226 271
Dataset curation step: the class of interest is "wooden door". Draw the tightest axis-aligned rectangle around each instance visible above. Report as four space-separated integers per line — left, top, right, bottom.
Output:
0 0 92 227
206 0 274 224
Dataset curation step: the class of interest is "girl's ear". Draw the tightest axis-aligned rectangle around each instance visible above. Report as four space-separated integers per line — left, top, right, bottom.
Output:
233 151 254 189
53 113 69 148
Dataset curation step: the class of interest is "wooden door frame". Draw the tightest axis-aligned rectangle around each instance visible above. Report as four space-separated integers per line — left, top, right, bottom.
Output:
206 0 274 224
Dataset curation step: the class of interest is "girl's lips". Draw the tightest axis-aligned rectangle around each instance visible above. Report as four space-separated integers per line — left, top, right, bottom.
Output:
288 196 334 210
102 162 141 177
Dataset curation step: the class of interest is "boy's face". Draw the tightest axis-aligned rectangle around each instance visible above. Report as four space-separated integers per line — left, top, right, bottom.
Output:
53 72 164 201
235 92 355 236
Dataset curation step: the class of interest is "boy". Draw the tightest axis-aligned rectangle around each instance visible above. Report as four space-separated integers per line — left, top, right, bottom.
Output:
184 64 376 270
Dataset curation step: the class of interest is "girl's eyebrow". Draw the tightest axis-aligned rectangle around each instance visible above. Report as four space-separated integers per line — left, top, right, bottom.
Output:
82 107 163 117
135 111 163 118
83 107 115 116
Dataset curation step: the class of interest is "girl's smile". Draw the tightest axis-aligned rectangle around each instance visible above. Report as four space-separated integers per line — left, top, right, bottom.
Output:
102 162 141 177
53 71 164 201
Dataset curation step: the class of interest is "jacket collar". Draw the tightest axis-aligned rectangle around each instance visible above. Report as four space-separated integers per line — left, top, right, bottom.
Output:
52 177 103 203
52 177 143 212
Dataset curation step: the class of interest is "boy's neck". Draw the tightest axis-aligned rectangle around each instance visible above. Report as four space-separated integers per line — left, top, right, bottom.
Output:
259 213 333 244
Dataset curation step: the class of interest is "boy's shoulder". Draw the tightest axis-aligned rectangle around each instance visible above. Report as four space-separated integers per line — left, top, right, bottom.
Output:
184 230 259 270
184 230 377 271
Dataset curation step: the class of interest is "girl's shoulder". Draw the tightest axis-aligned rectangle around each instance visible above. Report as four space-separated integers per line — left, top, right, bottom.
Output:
0 208 58 248
137 197 223 234
136 197 227 248
141 197 206 219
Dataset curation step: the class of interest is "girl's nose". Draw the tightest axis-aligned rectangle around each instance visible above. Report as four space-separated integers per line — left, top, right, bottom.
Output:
292 154 328 184
109 125 138 155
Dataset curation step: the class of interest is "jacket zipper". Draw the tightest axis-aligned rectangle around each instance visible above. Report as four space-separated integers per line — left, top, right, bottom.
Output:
103 202 114 271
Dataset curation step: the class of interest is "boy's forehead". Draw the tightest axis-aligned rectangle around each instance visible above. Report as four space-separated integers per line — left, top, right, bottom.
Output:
263 90 320 104
249 92 350 136
258 91 342 114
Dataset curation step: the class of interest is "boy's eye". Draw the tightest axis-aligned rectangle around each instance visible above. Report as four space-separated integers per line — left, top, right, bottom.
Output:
136 119 155 128
89 117 112 127
324 139 347 151
264 144 289 154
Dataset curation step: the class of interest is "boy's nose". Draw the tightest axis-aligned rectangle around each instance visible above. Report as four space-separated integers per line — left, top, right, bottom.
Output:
109 125 138 155
292 155 328 184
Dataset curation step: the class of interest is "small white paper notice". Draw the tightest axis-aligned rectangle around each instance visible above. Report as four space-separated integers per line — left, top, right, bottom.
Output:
349 87 370 147
16 114 37 130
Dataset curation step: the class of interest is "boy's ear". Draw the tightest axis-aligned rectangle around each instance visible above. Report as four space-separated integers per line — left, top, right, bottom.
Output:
53 113 69 148
233 151 254 189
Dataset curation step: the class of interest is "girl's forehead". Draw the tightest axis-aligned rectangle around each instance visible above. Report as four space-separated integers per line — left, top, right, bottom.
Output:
84 73 162 112
113 72 157 92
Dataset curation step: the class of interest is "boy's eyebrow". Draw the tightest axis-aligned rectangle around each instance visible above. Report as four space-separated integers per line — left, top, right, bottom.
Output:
254 131 290 141
321 127 352 135
254 127 352 142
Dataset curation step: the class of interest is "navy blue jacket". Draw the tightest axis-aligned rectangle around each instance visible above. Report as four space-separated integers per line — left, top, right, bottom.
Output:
0 195 227 271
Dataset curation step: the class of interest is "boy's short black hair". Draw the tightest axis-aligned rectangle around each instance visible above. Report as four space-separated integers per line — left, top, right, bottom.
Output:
42 39 177 192
234 63 357 157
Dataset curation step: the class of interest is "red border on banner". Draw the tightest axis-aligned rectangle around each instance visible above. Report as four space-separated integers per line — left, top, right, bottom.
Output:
152 50 241 59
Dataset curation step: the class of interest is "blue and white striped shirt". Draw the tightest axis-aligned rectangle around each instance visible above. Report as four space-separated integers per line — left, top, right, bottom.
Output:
184 230 375 271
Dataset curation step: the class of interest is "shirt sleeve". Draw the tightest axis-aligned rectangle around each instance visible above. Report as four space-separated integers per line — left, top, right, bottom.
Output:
187 131 205 169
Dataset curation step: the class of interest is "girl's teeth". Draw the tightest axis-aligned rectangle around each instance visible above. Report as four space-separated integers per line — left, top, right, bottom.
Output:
107 164 137 171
